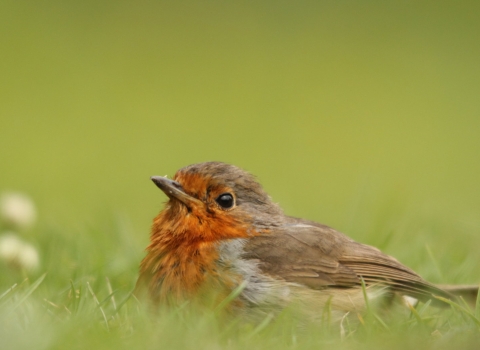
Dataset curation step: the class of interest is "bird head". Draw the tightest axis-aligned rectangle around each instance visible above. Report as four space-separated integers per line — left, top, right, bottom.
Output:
150 162 284 243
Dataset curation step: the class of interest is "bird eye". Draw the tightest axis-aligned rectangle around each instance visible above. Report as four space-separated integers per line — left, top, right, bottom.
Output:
215 193 234 209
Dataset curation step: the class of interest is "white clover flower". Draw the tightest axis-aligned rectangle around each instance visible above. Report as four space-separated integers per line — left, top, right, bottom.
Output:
0 192 37 230
402 295 418 307
16 241 40 271
0 233 24 262
0 232 40 271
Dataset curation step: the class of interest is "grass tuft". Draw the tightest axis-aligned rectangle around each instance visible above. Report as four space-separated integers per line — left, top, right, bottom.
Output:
0 213 479 349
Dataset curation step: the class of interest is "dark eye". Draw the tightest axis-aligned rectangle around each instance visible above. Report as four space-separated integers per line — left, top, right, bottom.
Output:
215 193 234 209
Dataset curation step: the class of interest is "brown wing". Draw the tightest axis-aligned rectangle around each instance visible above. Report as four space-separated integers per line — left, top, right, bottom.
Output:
243 220 452 303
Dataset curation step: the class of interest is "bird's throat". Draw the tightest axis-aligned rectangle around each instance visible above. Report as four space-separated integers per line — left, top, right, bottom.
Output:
137 209 249 302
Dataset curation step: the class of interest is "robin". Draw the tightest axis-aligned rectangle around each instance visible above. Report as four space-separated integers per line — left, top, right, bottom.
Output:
136 162 477 317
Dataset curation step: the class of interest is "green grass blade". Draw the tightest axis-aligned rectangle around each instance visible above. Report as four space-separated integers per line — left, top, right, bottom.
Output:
435 296 480 327
360 277 370 312
373 313 390 331
416 299 432 317
87 282 110 331
214 280 248 313
247 312 274 339
321 295 333 328
112 291 134 316
0 283 18 301
7 273 46 315
407 301 424 325
475 285 480 320
69 280 79 314
99 290 118 307
105 277 117 310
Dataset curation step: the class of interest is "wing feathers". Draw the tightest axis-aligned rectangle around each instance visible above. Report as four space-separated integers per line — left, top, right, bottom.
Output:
243 222 452 303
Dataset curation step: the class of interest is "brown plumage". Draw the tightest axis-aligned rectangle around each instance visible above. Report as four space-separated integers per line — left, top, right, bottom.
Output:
137 162 477 315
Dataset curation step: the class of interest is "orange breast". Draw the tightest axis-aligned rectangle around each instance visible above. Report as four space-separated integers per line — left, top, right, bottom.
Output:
137 202 252 303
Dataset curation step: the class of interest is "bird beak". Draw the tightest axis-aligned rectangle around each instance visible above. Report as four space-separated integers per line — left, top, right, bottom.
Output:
150 176 203 208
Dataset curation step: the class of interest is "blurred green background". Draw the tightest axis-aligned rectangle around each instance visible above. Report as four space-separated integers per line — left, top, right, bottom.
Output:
1 1 479 280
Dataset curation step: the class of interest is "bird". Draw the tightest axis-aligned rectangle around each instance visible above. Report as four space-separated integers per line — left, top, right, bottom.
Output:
136 162 478 319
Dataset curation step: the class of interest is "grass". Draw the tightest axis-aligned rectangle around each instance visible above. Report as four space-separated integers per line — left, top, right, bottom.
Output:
0 207 479 350
1 1 479 348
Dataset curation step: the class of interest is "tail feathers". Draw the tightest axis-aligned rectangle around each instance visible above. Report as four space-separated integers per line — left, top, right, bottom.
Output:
399 284 478 309
436 284 479 306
